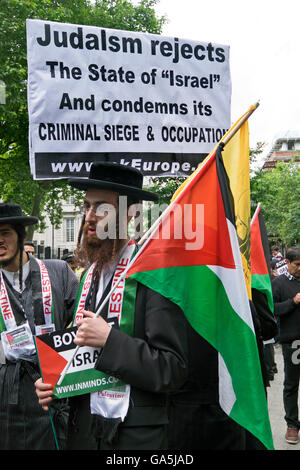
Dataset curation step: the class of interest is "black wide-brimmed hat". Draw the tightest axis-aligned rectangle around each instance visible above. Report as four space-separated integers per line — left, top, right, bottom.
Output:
68 162 158 202
0 203 39 226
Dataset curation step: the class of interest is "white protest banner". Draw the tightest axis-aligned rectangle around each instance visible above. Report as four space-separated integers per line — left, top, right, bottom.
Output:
34 326 125 399
26 19 231 179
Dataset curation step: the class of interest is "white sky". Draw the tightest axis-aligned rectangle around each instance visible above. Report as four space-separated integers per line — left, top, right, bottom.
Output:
153 0 300 156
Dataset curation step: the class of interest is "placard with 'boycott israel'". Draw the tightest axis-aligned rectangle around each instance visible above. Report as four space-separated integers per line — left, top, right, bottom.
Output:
34 326 126 399
26 19 231 179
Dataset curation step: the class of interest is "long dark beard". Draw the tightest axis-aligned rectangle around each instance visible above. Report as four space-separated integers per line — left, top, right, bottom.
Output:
74 220 124 282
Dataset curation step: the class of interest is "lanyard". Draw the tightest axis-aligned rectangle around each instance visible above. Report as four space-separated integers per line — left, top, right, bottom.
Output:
90 240 137 421
73 263 95 326
73 240 137 326
107 239 136 326
0 260 54 361
36 259 54 325
0 272 17 332
0 260 54 333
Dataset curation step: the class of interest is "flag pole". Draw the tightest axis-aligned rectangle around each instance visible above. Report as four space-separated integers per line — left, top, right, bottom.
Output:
250 202 261 227
222 102 259 146
56 102 260 386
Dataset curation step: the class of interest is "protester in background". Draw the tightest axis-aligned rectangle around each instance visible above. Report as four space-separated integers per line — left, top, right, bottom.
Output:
62 252 86 279
272 247 300 445
270 259 278 279
35 162 189 450
271 245 284 261
255 280 279 385
24 241 35 255
0 203 78 450
263 339 277 382
61 252 76 271
274 258 289 276
270 259 281 346
251 287 278 387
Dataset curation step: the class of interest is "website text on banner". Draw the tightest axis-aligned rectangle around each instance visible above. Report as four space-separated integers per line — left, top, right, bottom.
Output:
26 19 231 179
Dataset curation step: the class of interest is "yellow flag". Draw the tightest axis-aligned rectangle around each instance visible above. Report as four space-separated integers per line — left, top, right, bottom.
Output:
172 107 253 298
221 119 251 299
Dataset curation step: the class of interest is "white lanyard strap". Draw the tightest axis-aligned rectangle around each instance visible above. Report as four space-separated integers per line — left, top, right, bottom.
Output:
73 263 95 326
0 272 17 331
107 240 136 323
0 260 54 332
90 240 136 422
35 259 53 324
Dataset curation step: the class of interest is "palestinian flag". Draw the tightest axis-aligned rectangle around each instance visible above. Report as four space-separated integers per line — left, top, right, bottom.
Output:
171 107 253 300
127 143 274 449
250 204 274 312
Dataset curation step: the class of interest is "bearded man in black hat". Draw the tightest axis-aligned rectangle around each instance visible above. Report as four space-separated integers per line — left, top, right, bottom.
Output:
35 162 188 450
0 203 78 450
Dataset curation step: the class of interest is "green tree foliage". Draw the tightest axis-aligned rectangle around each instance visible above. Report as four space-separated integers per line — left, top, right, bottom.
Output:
147 176 185 206
0 0 165 237
250 158 300 245
140 176 185 234
249 141 265 177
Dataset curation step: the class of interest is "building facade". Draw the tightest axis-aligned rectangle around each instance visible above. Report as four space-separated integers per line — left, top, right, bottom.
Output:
32 197 82 259
262 131 300 170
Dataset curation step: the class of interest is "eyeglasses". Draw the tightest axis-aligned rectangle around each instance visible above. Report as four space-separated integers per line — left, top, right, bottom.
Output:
80 202 100 215
80 202 117 216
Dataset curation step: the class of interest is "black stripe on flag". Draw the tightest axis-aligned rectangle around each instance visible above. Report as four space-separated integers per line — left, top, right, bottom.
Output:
216 144 236 227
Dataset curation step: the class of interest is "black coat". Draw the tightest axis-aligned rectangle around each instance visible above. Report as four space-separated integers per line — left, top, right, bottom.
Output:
167 296 275 451
272 274 300 343
67 281 189 450
0 258 78 450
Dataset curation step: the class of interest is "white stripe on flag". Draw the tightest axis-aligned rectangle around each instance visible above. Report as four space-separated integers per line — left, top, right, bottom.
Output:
208 219 254 332
218 353 236 415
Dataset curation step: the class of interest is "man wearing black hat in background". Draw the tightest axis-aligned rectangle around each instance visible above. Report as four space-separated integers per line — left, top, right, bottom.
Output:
0 203 78 450
36 162 188 450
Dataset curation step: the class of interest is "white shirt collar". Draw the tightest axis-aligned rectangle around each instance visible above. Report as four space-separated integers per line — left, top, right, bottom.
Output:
1 260 31 293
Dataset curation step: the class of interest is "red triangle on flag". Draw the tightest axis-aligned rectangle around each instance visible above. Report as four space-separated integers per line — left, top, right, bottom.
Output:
250 207 268 276
128 154 235 277
35 336 68 387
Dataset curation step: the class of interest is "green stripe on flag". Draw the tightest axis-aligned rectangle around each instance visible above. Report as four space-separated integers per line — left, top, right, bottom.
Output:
120 277 137 337
131 265 274 450
251 273 274 313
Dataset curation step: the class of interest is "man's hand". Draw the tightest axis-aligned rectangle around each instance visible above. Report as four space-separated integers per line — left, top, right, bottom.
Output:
35 378 54 411
74 310 111 348
293 293 300 304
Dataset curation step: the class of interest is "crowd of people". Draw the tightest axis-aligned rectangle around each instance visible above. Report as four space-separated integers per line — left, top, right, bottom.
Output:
0 161 299 451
